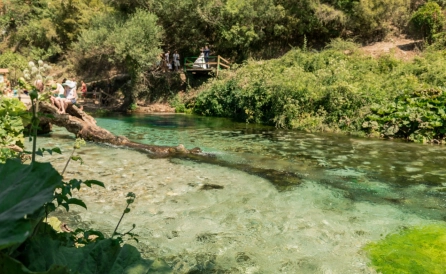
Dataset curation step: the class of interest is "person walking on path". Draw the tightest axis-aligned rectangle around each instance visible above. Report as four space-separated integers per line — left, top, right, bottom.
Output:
173 50 180 71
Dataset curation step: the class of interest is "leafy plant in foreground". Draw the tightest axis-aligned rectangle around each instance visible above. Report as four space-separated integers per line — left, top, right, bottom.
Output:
0 78 154 273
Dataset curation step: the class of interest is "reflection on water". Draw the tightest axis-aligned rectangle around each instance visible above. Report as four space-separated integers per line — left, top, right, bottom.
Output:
33 113 446 273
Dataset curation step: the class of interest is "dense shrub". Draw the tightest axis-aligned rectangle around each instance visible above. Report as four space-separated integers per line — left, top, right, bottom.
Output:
364 87 446 143
193 40 446 142
410 2 446 43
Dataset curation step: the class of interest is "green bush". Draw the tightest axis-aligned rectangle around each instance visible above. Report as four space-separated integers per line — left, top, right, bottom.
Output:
411 2 445 43
193 41 446 142
0 51 28 71
0 98 31 162
364 87 446 143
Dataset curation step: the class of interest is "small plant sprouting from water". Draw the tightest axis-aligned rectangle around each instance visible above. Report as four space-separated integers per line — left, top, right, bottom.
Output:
112 192 139 243
61 138 86 176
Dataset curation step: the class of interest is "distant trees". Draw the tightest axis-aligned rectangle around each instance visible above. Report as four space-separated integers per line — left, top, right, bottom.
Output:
71 9 162 109
0 0 107 61
1 0 444 64
410 2 445 43
1 0 446 111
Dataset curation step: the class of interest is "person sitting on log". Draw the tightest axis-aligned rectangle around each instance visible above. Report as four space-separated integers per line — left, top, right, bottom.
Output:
33 79 44 92
49 81 66 114
59 80 77 114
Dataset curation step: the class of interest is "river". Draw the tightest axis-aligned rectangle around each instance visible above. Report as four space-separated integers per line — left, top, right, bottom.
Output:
36 113 446 273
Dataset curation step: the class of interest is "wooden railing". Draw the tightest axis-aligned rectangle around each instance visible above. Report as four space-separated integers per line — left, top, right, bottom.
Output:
183 55 231 76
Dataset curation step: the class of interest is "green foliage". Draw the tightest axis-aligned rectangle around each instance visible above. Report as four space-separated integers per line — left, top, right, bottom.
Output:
129 103 138 111
72 9 162 108
365 224 446 274
1 0 107 61
0 51 28 72
0 159 62 250
411 2 446 43
364 88 446 143
0 98 31 162
194 45 388 131
193 41 446 141
13 232 151 274
349 0 411 40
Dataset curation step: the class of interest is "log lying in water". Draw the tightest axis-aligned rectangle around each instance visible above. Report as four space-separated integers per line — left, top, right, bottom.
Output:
37 101 304 190
38 101 202 157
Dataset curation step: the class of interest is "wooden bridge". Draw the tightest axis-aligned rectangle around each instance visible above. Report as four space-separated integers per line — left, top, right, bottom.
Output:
183 55 230 76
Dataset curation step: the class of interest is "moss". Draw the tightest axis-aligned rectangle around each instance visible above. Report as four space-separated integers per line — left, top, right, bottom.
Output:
365 224 446 274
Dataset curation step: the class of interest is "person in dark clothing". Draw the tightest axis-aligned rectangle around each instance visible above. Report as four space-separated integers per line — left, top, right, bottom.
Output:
203 45 210 68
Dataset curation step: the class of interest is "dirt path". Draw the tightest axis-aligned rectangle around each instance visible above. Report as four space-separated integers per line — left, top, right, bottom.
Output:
360 38 421 61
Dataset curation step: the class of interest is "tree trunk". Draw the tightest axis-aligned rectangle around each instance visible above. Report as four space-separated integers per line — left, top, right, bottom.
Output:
37 102 304 191
38 101 202 157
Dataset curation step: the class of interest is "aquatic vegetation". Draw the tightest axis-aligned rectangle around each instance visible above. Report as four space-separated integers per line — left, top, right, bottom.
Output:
365 224 446 274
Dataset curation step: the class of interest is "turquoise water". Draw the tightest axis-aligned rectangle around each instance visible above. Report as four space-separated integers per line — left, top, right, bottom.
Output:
96 113 446 221
38 113 446 273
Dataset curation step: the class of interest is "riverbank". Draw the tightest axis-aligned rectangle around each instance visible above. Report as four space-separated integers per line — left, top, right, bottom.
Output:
185 38 446 144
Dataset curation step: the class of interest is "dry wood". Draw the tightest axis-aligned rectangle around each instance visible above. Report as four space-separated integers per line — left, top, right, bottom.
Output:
38 101 202 157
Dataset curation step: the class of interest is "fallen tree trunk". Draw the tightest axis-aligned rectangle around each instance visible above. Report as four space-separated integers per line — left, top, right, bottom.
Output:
37 101 304 191
38 102 202 157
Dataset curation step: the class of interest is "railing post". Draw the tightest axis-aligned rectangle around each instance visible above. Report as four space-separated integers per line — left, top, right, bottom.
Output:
217 56 220 77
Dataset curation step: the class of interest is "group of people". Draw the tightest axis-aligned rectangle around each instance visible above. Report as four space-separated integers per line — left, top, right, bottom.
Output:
193 45 211 69
161 50 181 72
47 78 79 114
159 45 212 72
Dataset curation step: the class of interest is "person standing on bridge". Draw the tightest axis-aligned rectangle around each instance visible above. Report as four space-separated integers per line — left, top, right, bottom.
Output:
165 50 171 71
173 50 180 72
203 45 210 68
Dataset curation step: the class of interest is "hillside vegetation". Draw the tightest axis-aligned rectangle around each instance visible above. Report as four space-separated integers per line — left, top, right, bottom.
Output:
191 38 446 143
2 0 446 142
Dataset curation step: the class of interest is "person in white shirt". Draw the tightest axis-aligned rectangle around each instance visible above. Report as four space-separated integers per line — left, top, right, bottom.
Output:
173 50 180 71
60 80 77 114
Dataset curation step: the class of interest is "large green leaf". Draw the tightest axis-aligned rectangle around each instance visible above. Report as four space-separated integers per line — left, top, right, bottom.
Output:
20 235 155 274
0 159 62 250
0 252 69 274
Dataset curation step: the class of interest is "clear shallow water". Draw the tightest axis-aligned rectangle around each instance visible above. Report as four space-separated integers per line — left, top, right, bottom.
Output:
33 113 446 273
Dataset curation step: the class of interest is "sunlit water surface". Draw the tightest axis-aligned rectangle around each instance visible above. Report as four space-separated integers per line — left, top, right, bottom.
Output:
32 113 446 273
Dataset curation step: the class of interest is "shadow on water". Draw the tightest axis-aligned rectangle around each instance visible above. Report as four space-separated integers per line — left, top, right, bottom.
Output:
174 153 306 192
172 152 446 221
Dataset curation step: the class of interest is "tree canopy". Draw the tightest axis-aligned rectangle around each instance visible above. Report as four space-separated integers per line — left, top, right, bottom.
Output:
1 0 446 107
